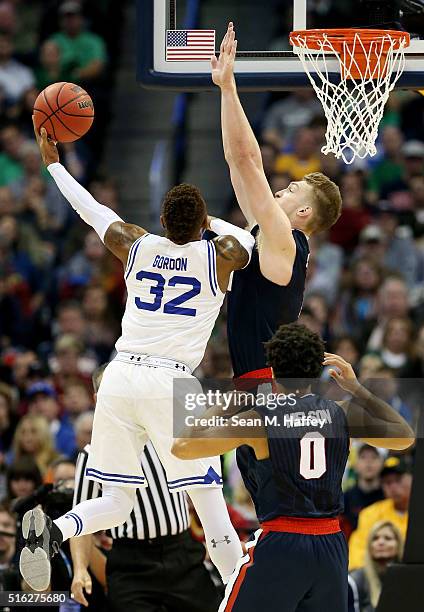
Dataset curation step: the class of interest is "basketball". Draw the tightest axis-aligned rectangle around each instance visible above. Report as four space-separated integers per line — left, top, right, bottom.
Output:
33 82 95 143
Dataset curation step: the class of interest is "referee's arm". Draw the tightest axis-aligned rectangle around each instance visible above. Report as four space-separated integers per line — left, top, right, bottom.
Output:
71 446 106 606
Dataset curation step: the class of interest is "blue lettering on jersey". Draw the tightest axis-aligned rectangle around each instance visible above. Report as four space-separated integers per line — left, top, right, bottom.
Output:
152 255 188 271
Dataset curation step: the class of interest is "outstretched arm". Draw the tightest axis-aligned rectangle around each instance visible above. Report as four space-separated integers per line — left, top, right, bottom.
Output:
172 398 269 460
212 24 296 284
324 352 415 450
207 216 255 292
33 118 146 265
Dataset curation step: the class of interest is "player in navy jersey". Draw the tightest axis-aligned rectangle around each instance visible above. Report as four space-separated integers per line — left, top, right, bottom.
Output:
211 24 342 378
172 324 414 612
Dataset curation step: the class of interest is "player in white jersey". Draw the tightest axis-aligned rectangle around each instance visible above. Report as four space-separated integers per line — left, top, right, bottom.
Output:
20 122 255 591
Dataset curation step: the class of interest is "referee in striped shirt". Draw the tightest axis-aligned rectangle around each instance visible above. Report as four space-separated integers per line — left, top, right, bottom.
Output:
70 365 220 612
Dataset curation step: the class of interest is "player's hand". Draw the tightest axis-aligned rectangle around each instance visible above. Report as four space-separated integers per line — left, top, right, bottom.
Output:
211 22 237 89
32 115 59 166
323 352 361 394
71 567 92 607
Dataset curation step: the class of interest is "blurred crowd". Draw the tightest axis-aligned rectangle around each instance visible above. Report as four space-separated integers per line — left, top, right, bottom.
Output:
0 1 423 611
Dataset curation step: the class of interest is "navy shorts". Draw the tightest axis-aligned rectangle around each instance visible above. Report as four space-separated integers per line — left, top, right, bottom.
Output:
220 528 348 612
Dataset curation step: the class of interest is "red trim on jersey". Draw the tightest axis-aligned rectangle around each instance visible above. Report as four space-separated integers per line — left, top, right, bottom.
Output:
224 534 263 611
261 516 341 535
237 367 273 379
234 367 276 392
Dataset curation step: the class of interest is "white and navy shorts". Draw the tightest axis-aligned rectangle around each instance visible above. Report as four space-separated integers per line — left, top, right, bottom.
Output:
85 357 222 492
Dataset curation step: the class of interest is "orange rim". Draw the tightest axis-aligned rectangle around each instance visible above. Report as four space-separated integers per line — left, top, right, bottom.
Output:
290 28 410 53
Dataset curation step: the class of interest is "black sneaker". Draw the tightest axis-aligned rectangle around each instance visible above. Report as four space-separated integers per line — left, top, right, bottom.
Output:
19 507 63 591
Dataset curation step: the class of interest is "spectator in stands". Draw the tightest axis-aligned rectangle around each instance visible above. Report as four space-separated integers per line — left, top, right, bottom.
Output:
343 445 384 536
401 323 424 379
336 258 382 337
38 304 90 368
50 334 95 392
331 336 361 373
50 1 107 84
0 276 24 349
259 140 279 180
89 176 120 211
297 305 322 336
365 367 414 424
9 352 43 398
303 293 330 342
55 302 87 341
51 458 75 488
372 318 415 374
81 284 119 362
35 40 69 91
368 127 404 202
9 141 44 200
5 457 42 506
72 411 93 462
349 521 404 611
0 215 43 322
376 205 423 289
0 185 15 215
26 381 75 458
354 226 387 268
0 124 26 186
330 172 370 252
349 458 412 570
9 413 59 476
0 383 17 456
59 229 107 292
305 231 343 306
0 33 34 105
379 140 424 203
406 175 424 238
262 90 323 149
0 505 19 590
19 176 53 237
62 379 93 421
366 277 410 351
274 127 321 180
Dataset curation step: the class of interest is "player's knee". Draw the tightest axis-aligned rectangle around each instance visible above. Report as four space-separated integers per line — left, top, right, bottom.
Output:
103 485 136 522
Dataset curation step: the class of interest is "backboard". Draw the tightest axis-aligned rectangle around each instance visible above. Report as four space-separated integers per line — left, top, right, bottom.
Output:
137 0 424 90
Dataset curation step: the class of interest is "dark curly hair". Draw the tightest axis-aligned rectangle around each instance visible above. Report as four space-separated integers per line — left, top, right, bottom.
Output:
162 184 207 244
264 323 325 389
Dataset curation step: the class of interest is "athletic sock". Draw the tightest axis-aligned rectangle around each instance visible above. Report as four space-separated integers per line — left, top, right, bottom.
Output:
54 484 135 541
188 487 243 582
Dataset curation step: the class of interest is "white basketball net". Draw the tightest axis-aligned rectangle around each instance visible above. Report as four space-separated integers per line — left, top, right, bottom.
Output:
291 31 409 164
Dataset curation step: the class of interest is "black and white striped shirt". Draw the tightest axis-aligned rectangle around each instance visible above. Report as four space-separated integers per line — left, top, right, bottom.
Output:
73 442 190 539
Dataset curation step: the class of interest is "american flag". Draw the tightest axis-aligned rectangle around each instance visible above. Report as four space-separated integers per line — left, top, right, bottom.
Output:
166 30 215 61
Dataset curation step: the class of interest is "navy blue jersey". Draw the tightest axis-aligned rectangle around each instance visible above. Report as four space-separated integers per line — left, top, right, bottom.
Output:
227 226 309 377
236 395 350 521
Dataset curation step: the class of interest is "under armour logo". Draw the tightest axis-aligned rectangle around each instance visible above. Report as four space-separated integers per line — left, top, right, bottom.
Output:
137 356 141 361
211 536 231 547
175 364 180 369
175 364 185 371
130 356 134 360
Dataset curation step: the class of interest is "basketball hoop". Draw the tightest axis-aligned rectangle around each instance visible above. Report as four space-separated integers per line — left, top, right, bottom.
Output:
290 29 410 164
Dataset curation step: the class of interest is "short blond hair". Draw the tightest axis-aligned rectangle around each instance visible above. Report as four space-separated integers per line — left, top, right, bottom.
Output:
304 172 342 233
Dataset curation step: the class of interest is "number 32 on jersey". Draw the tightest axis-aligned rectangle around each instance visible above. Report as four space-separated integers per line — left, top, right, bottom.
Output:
135 270 200 317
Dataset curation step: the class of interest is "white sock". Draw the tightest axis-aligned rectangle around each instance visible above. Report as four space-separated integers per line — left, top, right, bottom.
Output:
54 485 136 541
188 488 243 583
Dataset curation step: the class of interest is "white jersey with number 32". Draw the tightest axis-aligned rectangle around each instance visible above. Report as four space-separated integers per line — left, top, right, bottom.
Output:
115 233 225 370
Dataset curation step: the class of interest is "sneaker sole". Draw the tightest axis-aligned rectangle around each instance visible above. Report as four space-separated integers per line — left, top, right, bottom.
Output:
20 508 51 591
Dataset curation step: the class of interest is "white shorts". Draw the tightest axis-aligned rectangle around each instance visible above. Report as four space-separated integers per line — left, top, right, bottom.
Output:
86 356 222 492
